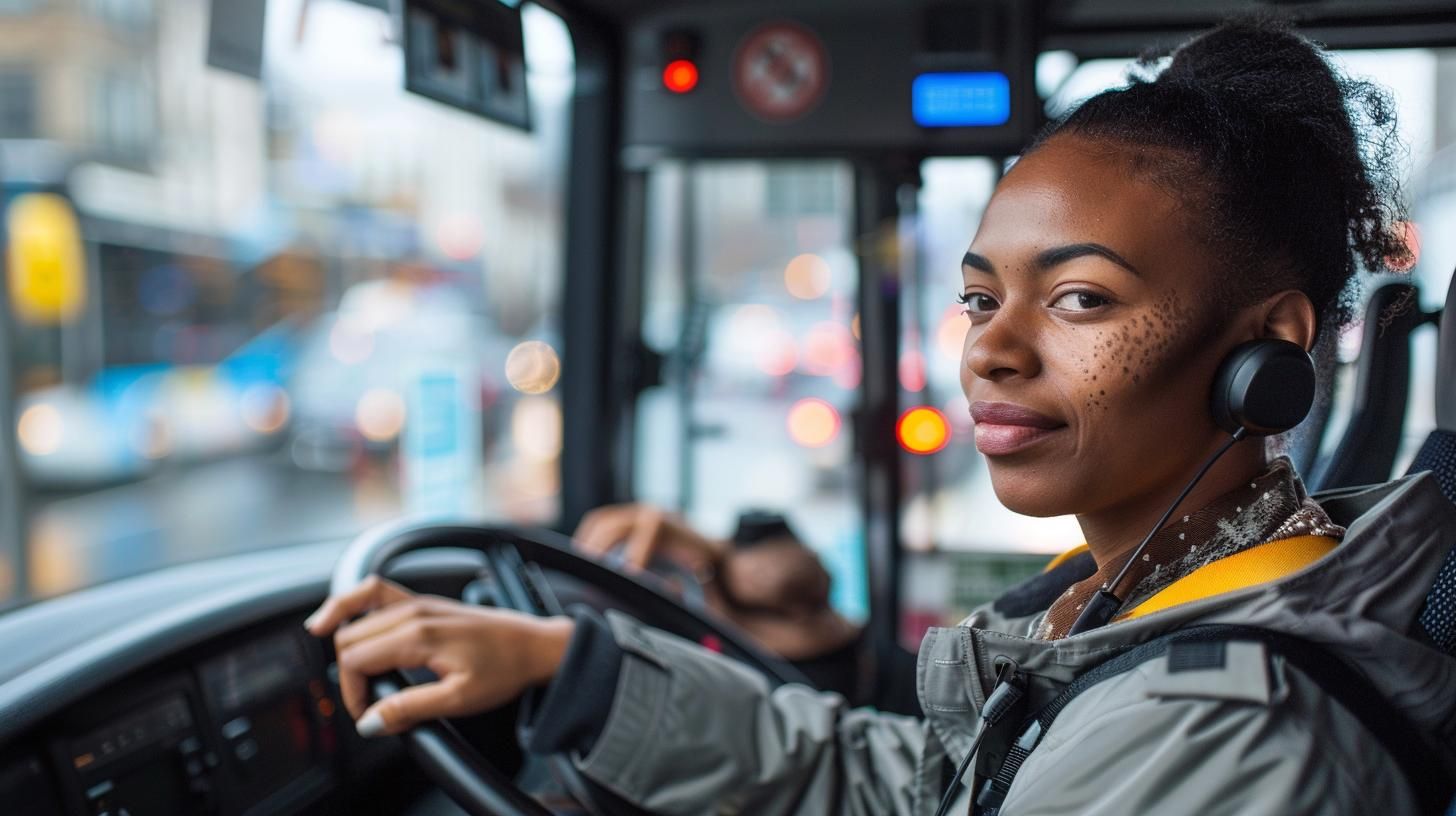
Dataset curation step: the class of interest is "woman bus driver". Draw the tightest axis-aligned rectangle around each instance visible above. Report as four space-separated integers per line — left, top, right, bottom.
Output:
304 19 1456 815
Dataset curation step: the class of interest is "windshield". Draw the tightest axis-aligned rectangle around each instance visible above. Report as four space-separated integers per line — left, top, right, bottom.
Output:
0 0 573 608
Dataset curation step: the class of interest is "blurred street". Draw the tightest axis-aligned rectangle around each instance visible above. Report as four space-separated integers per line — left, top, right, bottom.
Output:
10 452 391 606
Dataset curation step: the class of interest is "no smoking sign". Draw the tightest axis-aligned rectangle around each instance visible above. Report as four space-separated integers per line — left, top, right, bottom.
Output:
733 22 829 122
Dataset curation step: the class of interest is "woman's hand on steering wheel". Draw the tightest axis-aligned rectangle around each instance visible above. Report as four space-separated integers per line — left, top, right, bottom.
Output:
574 503 728 579
305 576 575 738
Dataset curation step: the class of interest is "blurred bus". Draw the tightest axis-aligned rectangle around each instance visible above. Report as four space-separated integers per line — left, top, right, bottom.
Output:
7 179 308 488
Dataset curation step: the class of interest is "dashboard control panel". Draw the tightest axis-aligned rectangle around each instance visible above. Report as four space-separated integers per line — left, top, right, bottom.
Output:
198 629 337 814
9 619 346 816
65 690 217 815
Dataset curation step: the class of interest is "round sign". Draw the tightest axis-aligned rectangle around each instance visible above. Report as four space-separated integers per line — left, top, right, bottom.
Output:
733 22 829 122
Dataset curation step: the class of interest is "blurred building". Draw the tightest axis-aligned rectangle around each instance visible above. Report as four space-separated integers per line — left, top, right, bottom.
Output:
0 0 268 237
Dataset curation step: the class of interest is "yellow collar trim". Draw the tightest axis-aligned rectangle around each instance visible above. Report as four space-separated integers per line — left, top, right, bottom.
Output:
1042 544 1091 573
1118 534 1339 622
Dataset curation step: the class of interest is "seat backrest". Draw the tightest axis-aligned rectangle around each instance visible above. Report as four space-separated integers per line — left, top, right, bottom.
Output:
1406 269 1456 653
1312 282 1426 490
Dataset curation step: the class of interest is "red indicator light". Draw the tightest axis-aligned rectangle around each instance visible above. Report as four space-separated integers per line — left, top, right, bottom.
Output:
663 59 699 93
898 406 951 455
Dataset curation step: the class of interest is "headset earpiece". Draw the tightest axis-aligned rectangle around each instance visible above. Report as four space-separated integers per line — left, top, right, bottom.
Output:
1209 339 1316 436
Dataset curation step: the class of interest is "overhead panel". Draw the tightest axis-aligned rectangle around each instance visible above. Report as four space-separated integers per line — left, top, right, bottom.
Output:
403 0 532 130
622 0 1038 157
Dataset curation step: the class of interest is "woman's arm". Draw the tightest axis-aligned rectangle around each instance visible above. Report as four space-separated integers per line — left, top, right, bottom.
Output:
306 578 940 815
560 611 936 816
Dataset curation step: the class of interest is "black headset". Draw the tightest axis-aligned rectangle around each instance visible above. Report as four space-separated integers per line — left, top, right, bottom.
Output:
1209 338 1317 437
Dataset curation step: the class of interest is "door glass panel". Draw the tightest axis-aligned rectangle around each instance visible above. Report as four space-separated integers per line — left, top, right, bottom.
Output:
634 160 868 621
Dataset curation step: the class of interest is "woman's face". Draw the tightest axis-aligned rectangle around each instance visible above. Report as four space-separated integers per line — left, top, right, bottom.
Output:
961 135 1242 518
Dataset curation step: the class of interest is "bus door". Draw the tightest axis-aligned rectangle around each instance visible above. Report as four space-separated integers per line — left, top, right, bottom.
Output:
633 158 870 620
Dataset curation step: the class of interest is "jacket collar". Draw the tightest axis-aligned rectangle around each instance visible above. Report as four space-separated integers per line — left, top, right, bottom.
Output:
917 472 1456 756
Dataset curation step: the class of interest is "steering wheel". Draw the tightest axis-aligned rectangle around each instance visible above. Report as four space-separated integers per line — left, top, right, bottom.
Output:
329 520 810 816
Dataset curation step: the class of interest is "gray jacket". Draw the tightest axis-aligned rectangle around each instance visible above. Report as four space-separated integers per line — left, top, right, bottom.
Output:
567 474 1456 815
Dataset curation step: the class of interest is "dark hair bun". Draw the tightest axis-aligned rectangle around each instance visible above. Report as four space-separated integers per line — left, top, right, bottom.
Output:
1038 16 1409 330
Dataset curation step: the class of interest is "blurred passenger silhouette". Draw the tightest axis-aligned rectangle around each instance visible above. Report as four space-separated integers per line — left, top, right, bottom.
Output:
574 505 921 715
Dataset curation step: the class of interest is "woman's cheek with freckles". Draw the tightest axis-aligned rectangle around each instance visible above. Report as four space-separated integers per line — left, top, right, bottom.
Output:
1066 292 1199 421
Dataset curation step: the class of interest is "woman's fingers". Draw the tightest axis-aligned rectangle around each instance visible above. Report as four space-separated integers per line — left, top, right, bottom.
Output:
329 609 573 738
575 503 721 574
335 619 435 717
572 507 608 554
623 506 666 569
574 506 634 557
337 656 370 720
356 676 468 737
333 596 452 652
304 575 413 636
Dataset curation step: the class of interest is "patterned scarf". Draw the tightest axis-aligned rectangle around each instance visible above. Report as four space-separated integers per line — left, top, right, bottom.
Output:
1036 458 1343 640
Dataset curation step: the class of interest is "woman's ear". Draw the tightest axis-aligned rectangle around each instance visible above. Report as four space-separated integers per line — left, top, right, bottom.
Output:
1260 290 1319 351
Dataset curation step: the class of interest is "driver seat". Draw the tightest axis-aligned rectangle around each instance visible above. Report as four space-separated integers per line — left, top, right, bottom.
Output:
1404 268 1456 654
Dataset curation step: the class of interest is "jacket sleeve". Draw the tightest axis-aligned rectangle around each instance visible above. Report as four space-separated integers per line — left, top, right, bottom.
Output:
998 648 1419 816
565 610 943 816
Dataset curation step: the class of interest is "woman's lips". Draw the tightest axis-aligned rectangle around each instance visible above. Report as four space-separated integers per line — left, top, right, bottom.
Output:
969 401 1067 456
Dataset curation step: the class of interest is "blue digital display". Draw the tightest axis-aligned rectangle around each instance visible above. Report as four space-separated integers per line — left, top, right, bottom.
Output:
912 72 1011 127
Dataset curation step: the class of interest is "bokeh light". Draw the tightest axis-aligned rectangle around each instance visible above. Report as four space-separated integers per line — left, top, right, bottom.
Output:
784 253 831 299
434 215 485 261
17 403 63 456
239 384 291 435
505 340 562 394
356 388 406 442
898 406 951 455
787 398 840 448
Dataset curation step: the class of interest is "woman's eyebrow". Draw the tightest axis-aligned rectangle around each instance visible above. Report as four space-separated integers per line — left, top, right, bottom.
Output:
962 251 995 274
962 244 1139 277
1035 243 1141 276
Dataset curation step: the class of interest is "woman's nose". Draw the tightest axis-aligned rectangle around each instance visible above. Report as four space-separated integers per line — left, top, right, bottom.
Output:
965 312 1042 383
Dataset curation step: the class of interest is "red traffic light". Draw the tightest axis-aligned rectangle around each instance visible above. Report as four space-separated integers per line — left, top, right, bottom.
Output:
663 59 699 93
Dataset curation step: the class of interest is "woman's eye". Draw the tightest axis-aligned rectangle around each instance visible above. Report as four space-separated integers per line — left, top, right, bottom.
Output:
957 292 999 316
1050 291 1111 312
